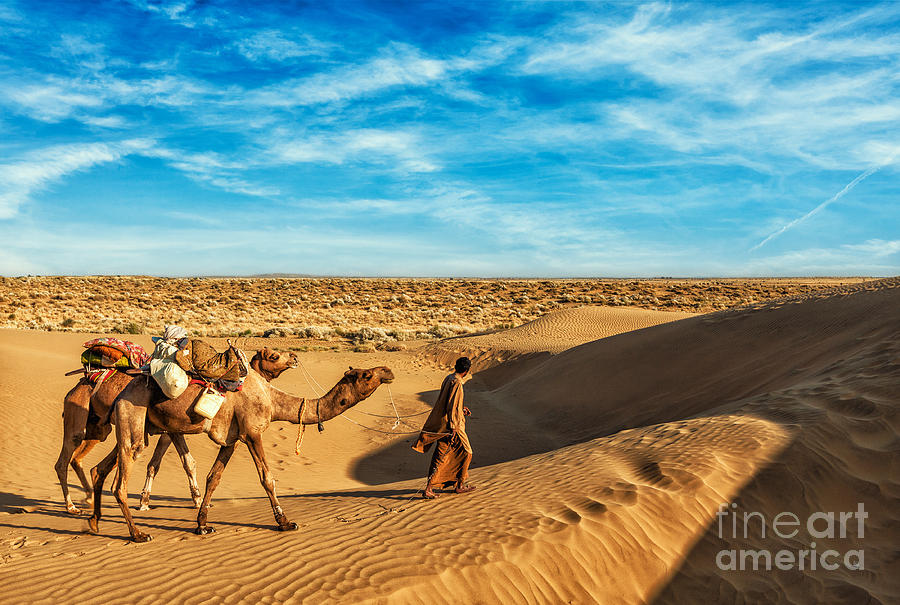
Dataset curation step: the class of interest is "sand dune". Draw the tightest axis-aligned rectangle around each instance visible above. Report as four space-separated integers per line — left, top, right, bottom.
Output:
423 305 695 372
0 278 897 603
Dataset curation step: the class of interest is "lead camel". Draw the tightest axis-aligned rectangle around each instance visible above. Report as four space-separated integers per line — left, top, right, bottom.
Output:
88 365 394 542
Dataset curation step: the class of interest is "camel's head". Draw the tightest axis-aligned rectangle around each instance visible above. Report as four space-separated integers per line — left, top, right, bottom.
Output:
343 366 395 398
250 347 299 382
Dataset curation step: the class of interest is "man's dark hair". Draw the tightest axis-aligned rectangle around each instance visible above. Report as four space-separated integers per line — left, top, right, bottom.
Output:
455 357 472 374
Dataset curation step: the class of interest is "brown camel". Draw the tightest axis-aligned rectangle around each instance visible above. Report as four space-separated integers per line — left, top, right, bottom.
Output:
137 347 299 510
88 365 394 542
55 347 298 515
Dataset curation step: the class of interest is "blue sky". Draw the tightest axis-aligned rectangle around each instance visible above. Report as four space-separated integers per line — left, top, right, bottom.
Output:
1 0 898 277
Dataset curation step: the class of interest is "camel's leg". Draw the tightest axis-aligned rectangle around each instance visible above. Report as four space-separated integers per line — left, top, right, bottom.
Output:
110 399 151 542
196 444 235 535
139 434 201 510
55 439 82 515
245 433 297 531
70 438 99 507
171 434 203 508
139 434 171 511
55 385 91 514
87 448 118 534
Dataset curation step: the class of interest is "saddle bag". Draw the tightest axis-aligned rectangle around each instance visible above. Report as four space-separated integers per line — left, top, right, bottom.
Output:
150 359 189 399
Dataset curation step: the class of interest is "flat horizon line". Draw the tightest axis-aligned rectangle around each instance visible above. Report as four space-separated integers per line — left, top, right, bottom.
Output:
1 274 883 280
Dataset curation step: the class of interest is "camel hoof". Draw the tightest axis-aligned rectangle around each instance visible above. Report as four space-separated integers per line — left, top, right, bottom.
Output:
278 522 299 532
195 526 216 535
87 517 99 534
131 532 152 543
66 504 83 516
137 503 151 511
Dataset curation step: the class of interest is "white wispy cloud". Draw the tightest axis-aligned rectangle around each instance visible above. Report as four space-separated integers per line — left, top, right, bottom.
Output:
0 219 456 276
842 239 900 257
3 80 104 122
125 0 199 28
523 3 899 101
80 115 129 129
1 71 219 124
0 249 44 275
518 3 900 170
232 30 335 62
743 241 900 276
242 36 518 110
248 42 447 107
53 33 107 67
0 139 154 219
142 146 281 197
273 128 438 173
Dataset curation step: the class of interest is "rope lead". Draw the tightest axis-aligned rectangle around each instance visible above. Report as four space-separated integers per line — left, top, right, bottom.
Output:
297 360 447 436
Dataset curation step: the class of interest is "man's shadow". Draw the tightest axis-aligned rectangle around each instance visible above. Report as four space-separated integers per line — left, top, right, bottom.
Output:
351 378 560 485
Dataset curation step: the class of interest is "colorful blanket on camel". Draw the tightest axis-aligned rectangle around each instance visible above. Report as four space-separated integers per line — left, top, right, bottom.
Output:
81 337 149 370
85 368 115 388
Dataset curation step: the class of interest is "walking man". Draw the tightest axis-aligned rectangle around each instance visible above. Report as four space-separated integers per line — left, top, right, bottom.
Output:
412 356 476 499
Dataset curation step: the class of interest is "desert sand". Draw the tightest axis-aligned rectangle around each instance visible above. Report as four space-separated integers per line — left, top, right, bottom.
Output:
0 278 897 604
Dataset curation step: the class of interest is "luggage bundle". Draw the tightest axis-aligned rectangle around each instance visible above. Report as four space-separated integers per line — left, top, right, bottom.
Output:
81 337 150 371
174 339 248 385
149 335 190 399
173 339 249 420
147 327 248 415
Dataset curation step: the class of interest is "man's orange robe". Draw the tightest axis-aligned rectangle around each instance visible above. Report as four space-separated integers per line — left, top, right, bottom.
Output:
412 373 472 487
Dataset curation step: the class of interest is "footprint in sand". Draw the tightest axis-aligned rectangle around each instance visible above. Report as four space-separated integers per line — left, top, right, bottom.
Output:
595 482 638 506
633 460 672 488
823 395 879 418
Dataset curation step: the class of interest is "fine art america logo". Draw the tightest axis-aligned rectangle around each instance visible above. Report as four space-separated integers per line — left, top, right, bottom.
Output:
715 502 866 571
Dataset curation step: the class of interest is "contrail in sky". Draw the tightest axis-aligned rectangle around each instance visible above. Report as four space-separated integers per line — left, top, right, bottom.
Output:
750 151 898 252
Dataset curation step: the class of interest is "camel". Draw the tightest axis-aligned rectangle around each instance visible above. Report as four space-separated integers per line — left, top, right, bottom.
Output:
88 364 394 542
55 347 298 515
138 347 299 511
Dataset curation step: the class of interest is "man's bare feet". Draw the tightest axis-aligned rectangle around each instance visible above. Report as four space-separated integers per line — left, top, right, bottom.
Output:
423 486 439 499
454 483 476 494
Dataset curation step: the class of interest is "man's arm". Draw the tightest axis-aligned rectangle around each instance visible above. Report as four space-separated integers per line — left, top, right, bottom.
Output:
448 380 465 432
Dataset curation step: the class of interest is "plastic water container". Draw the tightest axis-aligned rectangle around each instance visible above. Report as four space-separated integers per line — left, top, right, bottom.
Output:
194 387 225 419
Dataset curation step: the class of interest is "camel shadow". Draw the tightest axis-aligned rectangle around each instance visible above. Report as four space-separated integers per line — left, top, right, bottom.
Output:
0 492 52 514
285 488 420 502
0 522 96 538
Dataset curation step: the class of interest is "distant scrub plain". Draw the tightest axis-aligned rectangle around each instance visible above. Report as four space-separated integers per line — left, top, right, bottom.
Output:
0 276 869 349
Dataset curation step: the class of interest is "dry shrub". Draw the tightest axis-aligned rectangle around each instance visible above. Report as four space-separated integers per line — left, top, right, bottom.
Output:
0 276 868 341
298 325 335 339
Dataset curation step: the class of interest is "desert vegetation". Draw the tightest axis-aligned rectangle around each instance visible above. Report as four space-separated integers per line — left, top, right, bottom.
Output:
0 276 869 347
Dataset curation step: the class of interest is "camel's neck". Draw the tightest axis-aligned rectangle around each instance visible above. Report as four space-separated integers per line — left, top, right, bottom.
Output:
268 379 370 424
